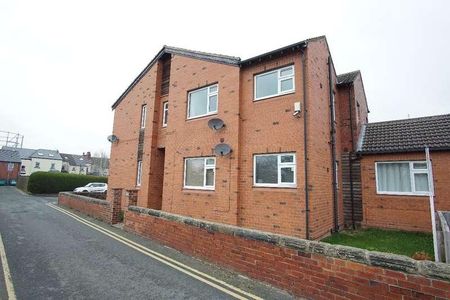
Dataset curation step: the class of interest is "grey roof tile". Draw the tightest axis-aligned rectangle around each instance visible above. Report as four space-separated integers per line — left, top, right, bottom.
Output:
2 146 35 159
30 149 62 160
359 114 450 154
337 70 360 85
0 149 21 163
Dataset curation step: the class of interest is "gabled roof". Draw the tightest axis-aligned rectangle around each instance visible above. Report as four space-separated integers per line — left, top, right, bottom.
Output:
358 114 450 154
61 153 90 167
238 37 319 66
111 36 326 110
337 70 360 85
1 146 35 160
0 149 21 163
111 46 240 109
30 149 62 160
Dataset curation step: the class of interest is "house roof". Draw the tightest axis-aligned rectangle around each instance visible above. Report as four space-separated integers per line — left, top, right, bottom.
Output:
358 114 450 154
111 36 326 110
30 149 62 160
337 70 360 85
111 46 240 109
1 146 35 159
0 149 21 163
61 153 90 167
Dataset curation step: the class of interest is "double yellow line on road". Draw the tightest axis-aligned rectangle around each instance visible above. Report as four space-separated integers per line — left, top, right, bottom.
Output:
0 233 17 300
46 203 263 300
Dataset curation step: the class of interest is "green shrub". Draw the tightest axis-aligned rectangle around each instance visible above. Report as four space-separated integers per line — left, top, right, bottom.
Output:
28 172 108 194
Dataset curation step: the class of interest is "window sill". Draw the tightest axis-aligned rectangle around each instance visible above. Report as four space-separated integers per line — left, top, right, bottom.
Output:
253 184 297 190
183 187 215 192
254 90 295 102
376 192 429 197
186 112 217 121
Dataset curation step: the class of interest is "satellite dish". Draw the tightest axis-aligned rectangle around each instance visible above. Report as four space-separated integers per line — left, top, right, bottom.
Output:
107 135 119 143
208 118 225 130
214 143 232 156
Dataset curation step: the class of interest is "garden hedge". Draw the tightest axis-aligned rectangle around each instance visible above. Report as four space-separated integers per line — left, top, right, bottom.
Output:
27 172 108 194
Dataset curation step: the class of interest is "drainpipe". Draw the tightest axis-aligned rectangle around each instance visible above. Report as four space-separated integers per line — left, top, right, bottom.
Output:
302 47 310 240
348 86 356 229
328 56 339 233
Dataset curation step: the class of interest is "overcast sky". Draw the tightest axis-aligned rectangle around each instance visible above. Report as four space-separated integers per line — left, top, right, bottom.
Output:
1 0 449 155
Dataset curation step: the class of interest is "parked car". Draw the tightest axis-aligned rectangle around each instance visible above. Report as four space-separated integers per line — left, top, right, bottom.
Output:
74 182 107 193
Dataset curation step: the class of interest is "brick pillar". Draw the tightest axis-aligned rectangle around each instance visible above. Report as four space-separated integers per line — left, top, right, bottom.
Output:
126 189 139 207
111 188 123 224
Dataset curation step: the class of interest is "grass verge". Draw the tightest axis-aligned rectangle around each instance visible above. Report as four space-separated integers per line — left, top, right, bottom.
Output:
321 228 434 260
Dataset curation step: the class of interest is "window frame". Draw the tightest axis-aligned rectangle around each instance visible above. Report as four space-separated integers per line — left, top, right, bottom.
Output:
254 65 295 101
253 153 296 188
375 161 430 196
187 84 218 119
162 101 168 127
183 157 216 190
140 104 147 129
136 160 143 187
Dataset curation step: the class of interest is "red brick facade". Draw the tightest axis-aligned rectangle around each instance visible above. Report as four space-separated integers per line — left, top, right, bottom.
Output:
108 37 368 239
0 161 20 181
361 151 450 232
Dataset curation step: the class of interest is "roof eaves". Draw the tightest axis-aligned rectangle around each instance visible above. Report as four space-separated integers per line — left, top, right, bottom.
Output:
112 46 241 110
336 70 361 86
359 146 450 155
240 40 310 66
111 46 167 110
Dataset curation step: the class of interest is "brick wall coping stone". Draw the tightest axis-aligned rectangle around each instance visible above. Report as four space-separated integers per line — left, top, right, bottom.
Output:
128 205 450 281
59 192 109 206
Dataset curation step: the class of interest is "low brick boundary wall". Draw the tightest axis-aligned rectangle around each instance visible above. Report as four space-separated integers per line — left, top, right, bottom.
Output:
58 190 122 224
125 206 450 299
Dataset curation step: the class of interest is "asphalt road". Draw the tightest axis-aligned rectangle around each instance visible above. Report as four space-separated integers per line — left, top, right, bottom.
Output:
0 187 293 300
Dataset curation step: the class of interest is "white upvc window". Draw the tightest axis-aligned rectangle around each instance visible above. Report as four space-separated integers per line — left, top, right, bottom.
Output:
253 153 296 188
254 65 295 101
184 157 216 190
140 104 147 129
375 161 429 195
136 160 143 186
162 101 168 127
187 84 218 119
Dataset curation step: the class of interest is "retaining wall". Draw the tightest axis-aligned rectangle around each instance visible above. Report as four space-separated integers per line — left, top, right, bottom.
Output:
125 206 450 299
58 190 122 224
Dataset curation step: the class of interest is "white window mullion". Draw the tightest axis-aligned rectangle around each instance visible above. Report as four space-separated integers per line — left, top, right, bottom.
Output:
409 162 415 193
203 160 208 187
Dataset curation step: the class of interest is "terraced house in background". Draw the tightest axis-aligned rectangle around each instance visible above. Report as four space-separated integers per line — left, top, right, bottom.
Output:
108 36 369 240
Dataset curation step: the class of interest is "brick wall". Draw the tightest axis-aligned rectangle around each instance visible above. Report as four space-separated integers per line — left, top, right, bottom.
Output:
305 39 336 239
160 54 241 226
361 151 450 232
58 190 122 224
125 206 450 299
238 51 306 238
0 161 20 181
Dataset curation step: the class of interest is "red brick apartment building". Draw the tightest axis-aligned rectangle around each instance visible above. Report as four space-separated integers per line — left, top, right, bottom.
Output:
108 36 368 240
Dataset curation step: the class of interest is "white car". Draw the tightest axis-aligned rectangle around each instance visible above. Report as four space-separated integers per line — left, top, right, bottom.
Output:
74 182 108 193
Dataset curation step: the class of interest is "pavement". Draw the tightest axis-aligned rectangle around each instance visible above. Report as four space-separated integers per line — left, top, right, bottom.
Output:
0 187 295 300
